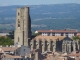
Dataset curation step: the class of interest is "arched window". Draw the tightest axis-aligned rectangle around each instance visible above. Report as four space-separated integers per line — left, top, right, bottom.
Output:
18 19 20 27
18 12 19 16
18 37 20 42
18 19 20 23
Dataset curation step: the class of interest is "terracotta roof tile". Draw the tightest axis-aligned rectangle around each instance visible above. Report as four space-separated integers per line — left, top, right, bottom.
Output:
4 54 22 58
76 52 80 56
68 52 76 56
37 30 78 33
1 47 19 51
34 35 65 41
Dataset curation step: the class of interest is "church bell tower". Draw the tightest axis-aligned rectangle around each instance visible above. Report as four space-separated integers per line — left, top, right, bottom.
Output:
14 6 31 46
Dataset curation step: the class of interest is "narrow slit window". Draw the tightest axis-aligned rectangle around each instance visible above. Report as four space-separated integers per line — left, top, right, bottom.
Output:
18 37 20 42
18 12 19 16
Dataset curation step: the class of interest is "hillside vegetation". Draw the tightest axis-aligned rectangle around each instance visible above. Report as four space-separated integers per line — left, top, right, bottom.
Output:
0 4 80 31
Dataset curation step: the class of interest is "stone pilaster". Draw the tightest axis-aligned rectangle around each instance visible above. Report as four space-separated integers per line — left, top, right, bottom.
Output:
36 41 39 49
62 44 64 53
41 41 45 53
73 41 76 52
64 44 67 53
68 44 71 53
77 40 79 50
47 41 50 51
30 40 34 51
35 52 38 60
52 41 56 52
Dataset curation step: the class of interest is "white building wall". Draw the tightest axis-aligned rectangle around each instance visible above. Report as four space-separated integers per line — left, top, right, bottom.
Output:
50 33 52 36
42 33 48 36
55 33 61 36
68 33 74 38
41 32 75 38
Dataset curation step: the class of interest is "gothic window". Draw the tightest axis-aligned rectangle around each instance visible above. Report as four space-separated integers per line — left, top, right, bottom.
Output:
18 37 20 42
18 12 19 16
18 19 20 27
18 24 20 27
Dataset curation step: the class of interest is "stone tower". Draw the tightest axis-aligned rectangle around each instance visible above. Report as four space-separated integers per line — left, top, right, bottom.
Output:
14 6 31 46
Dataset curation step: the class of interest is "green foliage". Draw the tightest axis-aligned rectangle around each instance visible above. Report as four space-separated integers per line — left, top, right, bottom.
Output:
72 36 80 40
72 36 80 44
7 31 14 39
0 37 14 46
33 33 40 37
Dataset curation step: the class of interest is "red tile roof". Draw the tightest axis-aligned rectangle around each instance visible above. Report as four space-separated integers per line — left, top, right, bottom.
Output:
4 54 22 58
33 35 65 41
37 29 78 33
68 52 80 56
1 47 19 52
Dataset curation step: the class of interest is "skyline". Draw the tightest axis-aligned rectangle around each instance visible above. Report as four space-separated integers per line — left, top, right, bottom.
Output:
0 0 80 6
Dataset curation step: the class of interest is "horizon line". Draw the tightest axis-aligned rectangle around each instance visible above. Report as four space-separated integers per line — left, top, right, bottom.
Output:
0 3 80 7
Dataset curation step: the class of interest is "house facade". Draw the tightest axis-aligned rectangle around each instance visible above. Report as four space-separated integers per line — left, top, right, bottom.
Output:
35 29 78 38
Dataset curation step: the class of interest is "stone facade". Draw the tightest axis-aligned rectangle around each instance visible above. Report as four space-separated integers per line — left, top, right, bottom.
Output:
30 39 56 53
30 37 79 53
14 6 31 46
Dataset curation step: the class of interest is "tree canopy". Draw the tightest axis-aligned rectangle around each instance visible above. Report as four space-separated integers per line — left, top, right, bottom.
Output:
72 36 80 44
0 36 14 46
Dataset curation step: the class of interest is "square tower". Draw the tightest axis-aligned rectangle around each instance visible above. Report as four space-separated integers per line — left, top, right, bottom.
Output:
14 6 31 46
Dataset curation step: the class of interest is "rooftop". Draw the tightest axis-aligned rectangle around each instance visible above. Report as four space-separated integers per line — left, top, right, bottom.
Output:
0 47 19 52
33 35 65 41
37 29 78 33
4 54 22 58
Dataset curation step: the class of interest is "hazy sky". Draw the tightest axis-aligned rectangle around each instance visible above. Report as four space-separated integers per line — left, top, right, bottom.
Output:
0 0 80 6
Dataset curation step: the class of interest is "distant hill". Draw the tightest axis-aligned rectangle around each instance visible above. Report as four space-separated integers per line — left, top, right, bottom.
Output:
0 3 80 31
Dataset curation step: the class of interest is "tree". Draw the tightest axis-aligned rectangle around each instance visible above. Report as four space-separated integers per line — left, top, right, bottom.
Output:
7 31 14 39
72 36 80 44
0 37 14 46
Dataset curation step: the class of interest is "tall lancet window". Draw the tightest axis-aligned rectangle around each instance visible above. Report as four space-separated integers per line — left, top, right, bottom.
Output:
18 12 19 16
18 19 20 27
18 37 20 42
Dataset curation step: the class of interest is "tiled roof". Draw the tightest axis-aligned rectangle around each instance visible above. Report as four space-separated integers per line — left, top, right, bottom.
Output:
77 33 80 37
68 52 80 56
33 35 65 41
0 50 4 54
1 47 19 51
37 29 78 33
4 54 22 58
